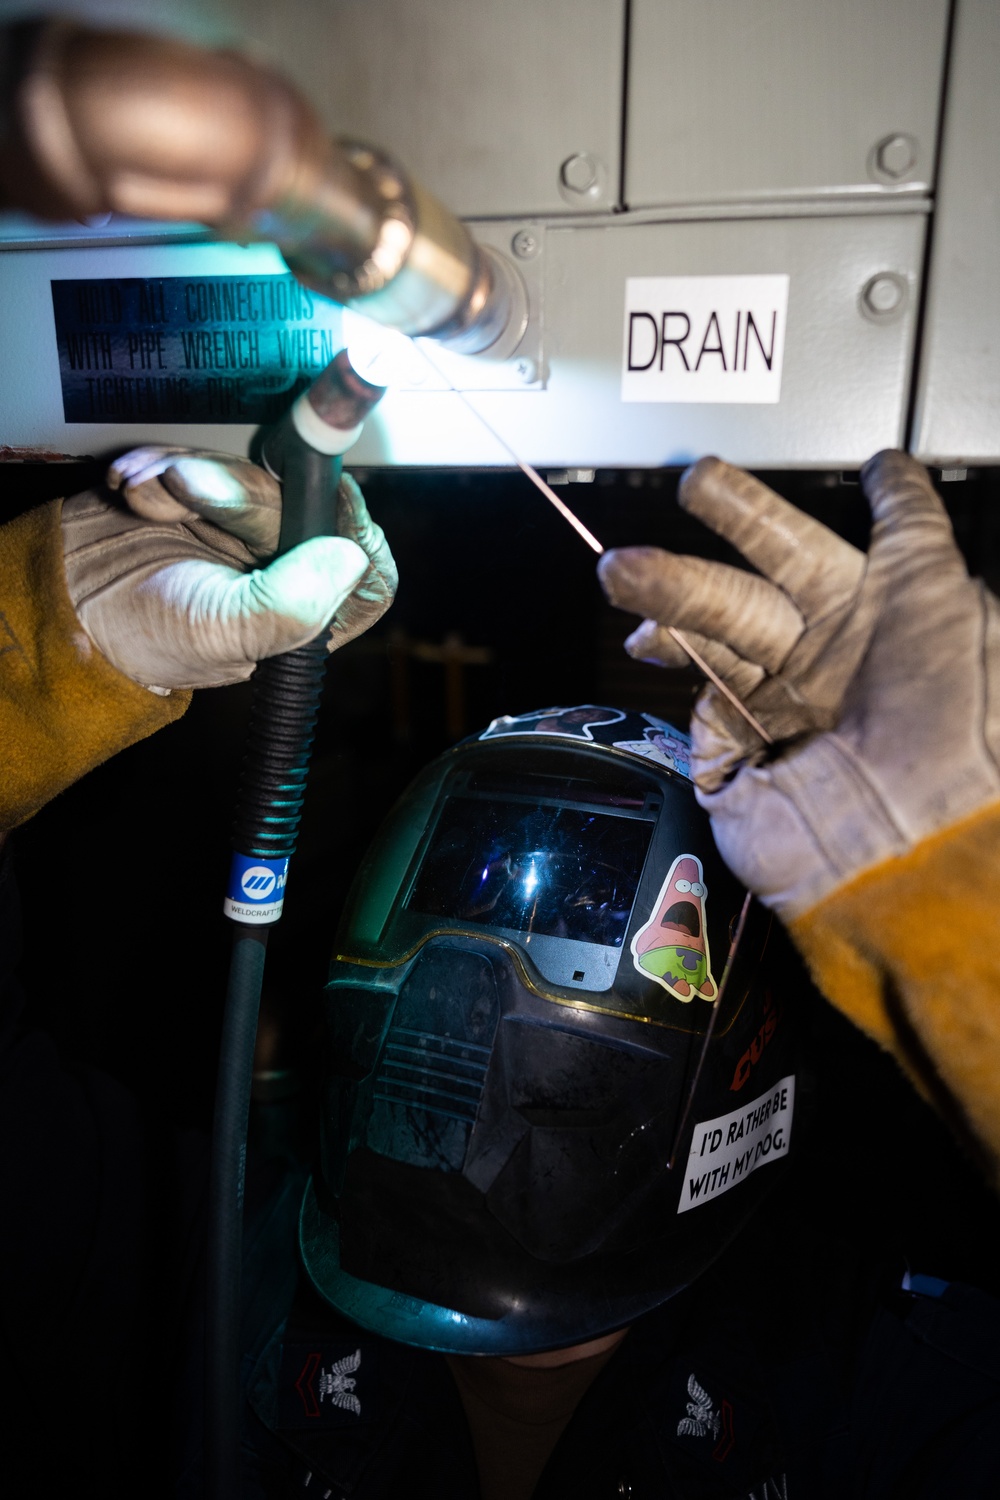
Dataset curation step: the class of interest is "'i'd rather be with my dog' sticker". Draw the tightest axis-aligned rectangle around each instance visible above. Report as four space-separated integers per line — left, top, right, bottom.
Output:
678 1075 795 1213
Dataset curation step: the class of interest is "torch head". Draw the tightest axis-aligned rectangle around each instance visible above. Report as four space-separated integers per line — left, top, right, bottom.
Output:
281 145 528 359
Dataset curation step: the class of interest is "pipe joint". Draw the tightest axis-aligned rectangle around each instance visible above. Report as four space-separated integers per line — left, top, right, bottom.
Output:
0 18 527 359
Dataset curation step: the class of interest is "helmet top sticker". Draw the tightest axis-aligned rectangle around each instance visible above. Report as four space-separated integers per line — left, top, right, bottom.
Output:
613 716 691 779
479 706 692 779
631 852 719 1003
482 705 627 741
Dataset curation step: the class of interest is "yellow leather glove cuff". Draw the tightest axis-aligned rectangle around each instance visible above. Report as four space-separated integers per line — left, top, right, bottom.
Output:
0 500 191 828
791 800 1000 1177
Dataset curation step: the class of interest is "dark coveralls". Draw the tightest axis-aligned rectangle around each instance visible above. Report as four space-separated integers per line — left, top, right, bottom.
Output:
3 848 1000 1500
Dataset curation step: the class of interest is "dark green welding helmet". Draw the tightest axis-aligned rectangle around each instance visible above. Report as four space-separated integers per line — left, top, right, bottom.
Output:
301 707 797 1355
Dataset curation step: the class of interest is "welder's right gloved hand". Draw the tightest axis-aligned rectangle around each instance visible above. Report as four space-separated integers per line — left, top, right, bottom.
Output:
599 452 1000 1178
62 446 397 692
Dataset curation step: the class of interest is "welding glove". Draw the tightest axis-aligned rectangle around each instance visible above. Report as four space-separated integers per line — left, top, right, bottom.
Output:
599 452 1000 1171
61 446 396 692
0 449 395 831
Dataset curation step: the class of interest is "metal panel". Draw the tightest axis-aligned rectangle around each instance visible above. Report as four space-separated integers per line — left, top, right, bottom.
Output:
626 0 950 207
0 209 925 470
912 0 1000 465
212 0 626 218
373 211 922 471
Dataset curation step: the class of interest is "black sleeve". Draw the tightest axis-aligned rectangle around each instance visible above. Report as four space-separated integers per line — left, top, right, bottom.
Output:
851 1278 1000 1498
0 841 208 1496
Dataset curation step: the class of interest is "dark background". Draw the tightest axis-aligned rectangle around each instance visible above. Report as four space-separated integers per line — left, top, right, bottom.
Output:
4 457 1000 1291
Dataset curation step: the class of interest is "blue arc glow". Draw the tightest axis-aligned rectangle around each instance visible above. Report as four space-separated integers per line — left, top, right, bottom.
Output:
342 309 418 387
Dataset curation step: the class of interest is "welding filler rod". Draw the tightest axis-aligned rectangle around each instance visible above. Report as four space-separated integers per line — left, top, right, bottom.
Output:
416 347 774 747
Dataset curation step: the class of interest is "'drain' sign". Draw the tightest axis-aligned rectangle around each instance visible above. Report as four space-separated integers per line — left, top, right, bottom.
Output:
51 275 345 424
621 274 789 405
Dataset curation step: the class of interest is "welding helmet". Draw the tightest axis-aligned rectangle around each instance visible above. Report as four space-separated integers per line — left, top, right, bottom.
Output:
301 706 798 1355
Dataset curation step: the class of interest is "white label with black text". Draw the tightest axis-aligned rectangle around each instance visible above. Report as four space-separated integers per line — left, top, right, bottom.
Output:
678 1074 795 1213
621 275 789 404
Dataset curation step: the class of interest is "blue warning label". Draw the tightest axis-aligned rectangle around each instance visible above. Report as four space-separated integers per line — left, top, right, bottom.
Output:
50 275 344 424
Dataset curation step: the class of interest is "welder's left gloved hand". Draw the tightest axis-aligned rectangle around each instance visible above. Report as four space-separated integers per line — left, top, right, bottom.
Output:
0 448 396 829
598 452 1000 918
62 446 397 692
598 452 1000 1180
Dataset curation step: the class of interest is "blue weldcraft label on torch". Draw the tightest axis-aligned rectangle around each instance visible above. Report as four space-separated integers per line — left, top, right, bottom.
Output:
224 852 290 925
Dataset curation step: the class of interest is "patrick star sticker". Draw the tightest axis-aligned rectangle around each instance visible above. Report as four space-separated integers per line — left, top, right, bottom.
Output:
631 854 719 1003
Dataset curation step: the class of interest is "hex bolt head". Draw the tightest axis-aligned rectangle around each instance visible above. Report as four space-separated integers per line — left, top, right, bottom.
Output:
511 229 539 260
560 152 598 194
861 272 907 320
873 133 917 181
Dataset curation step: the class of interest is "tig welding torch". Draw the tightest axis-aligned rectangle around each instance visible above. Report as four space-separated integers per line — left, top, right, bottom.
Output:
207 352 385 1500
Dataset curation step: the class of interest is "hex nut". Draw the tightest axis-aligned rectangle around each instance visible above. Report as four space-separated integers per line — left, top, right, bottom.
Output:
871 133 917 182
560 153 598 194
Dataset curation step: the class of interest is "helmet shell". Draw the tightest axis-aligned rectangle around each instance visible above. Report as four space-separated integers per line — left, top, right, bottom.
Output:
301 708 798 1354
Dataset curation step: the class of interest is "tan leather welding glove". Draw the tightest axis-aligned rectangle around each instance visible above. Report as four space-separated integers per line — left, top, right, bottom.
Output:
600 453 1000 1170
599 451 1000 920
62 447 397 692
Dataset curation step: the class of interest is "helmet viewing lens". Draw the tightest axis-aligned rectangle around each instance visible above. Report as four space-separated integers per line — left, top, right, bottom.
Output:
407 794 653 949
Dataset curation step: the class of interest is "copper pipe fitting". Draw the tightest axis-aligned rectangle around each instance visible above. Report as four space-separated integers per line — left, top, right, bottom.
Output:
0 19 525 350
0 21 382 253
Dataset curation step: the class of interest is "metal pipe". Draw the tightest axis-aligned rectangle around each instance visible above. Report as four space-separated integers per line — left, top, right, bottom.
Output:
0 17 526 354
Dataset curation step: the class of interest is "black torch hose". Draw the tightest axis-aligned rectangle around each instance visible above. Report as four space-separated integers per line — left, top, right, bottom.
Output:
206 350 385 1499
206 449 343 1500
206 923 266 1497
206 636 331 1498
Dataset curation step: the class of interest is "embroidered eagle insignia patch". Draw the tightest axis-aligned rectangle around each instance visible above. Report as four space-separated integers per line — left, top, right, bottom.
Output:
676 1371 722 1440
318 1348 362 1415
